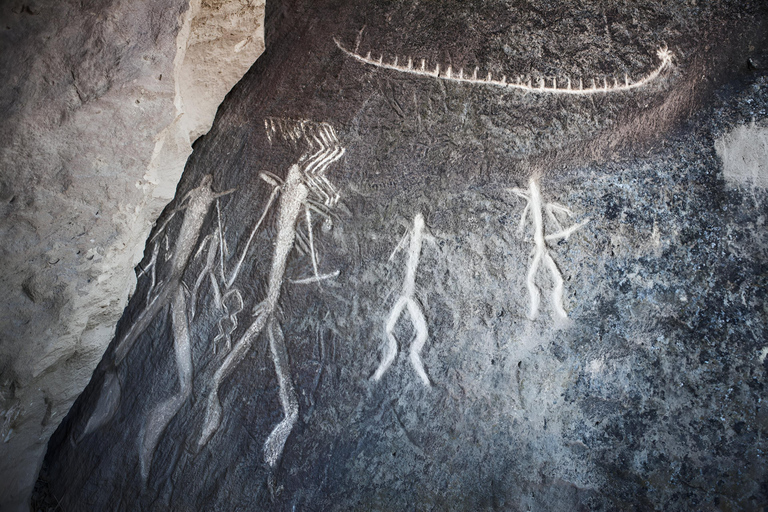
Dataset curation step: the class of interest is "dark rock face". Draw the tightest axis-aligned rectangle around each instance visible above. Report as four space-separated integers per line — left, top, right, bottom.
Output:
43 0 768 510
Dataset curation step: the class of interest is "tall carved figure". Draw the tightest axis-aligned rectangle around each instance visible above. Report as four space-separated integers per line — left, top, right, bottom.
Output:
198 119 345 468
373 213 433 387
78 176 233 445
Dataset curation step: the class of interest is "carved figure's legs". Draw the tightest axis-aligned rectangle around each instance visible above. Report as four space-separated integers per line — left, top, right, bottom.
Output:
374 295 430 386
373 296 407 382
526 246 543 320
263 317 299 466
406 297 430 387
199 304 269 448
543 252 567 319
141 287 193 480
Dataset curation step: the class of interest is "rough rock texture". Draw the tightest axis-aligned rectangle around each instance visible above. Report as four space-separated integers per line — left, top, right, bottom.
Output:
0 0 264 509
44 0 768 510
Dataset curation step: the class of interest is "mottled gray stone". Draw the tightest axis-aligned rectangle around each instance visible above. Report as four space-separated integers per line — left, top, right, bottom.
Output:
42 0 768 510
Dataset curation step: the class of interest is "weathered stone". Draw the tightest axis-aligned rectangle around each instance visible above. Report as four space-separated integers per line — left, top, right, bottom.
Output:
0 0 264 509
716 123 768 190
43 0 768 510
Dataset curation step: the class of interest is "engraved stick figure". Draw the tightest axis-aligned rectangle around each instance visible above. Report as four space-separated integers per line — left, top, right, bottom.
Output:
78 175 234 442
142 173 287 479
198 119 344 469
511 178 588 320
373 213 434 387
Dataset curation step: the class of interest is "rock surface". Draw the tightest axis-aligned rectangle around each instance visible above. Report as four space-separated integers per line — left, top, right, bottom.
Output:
0 0 264 509
43 0 768 510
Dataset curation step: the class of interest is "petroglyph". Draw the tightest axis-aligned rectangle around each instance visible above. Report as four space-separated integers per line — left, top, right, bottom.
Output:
114 175 235 365
263 317 299 466
140 287 193 481
199 119 345 468
336 36 673 95
79 176 234 440
511 178 588 320
373 213 433 387
290 269 340 284
192 181 279 355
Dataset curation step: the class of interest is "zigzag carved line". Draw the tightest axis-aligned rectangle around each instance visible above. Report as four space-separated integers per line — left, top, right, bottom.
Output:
264 117 344 205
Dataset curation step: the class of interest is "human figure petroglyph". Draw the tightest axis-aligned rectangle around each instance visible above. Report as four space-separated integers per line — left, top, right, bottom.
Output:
373 213 434 387
78 175 234 442
336 36 673 95
141 176 285 479
113 175 235 365
511 178 589 320
198 119 345 468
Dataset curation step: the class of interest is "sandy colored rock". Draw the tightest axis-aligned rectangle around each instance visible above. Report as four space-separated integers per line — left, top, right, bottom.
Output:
0 0 263 509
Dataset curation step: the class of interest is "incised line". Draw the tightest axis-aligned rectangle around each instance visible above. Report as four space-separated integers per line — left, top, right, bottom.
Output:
335 37 672 95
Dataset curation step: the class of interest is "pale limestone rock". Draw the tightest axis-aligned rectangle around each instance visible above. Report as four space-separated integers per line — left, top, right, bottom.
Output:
715 122 768 190
0 0 264 509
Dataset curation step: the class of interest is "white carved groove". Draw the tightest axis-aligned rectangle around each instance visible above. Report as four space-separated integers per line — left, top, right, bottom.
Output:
511 179 589 320
335 38 673 95
373 213 433 387
136 240 160 306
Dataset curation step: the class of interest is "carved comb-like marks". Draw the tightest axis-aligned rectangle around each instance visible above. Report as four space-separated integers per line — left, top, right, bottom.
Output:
199 119 345 468
336 37 673 95
373 213 434 387
511 179 589 320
